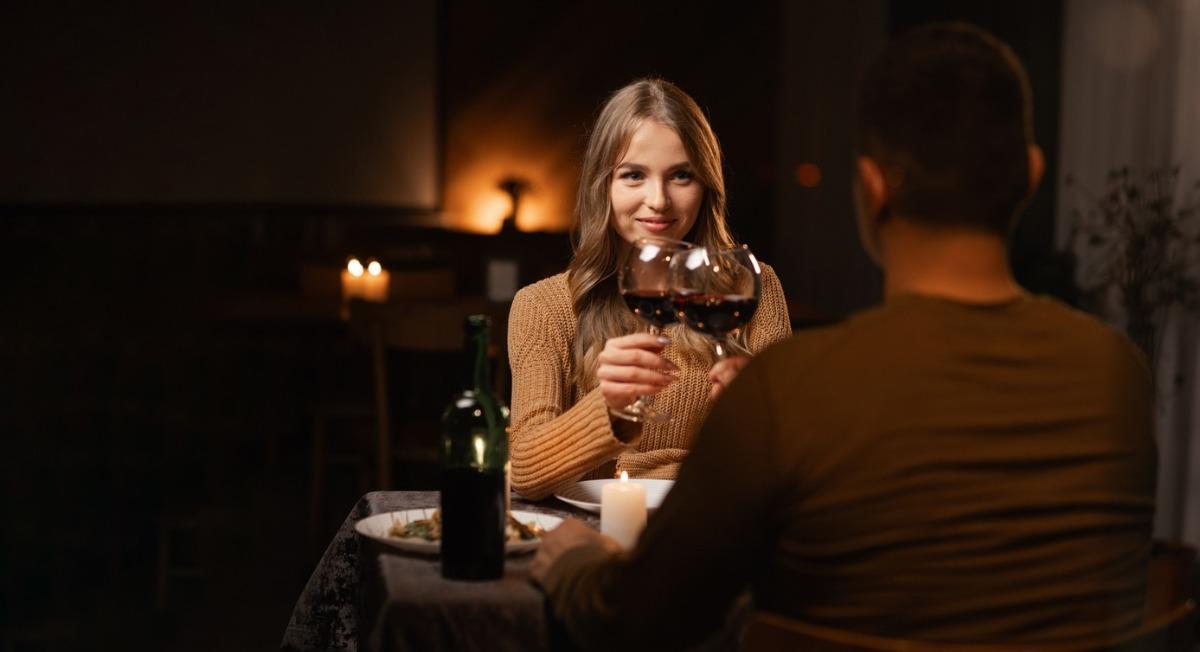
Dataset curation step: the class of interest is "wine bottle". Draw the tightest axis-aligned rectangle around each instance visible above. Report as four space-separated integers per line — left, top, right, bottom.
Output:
439 314 510 580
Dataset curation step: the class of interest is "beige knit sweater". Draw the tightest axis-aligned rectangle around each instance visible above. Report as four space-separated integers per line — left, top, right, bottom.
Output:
507 263 791 499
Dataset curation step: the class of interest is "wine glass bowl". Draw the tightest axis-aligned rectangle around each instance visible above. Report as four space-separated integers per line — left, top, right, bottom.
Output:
612 237 692 423
670 245 762 358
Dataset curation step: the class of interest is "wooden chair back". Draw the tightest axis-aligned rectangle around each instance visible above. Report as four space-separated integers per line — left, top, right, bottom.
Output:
741 600 1196 652
347 297 508 487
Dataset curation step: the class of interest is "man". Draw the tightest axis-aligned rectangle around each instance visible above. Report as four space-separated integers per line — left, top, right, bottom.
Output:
531 23 1156 648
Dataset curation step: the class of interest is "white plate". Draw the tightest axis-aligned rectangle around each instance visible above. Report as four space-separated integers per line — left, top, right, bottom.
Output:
354 508 562 555
554 479 675 514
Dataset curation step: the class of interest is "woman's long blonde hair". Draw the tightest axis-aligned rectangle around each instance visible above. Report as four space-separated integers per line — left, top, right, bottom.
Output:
568 78 740 389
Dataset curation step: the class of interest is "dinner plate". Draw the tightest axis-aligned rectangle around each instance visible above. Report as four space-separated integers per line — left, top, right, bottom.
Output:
354 508 562 555
554 479 674 513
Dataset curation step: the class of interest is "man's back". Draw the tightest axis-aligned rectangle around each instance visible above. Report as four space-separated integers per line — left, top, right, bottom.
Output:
753 293 1156 642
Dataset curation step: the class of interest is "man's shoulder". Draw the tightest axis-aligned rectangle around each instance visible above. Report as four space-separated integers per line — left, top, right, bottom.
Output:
749 320 858 381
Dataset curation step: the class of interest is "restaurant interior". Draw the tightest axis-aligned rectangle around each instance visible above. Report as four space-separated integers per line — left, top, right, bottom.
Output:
3 0 1199 650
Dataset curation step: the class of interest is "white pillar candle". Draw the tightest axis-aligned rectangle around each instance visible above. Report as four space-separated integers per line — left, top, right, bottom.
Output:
601 471 647 550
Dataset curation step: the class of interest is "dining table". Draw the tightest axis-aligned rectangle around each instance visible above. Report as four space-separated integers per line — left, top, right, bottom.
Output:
282 490 748 652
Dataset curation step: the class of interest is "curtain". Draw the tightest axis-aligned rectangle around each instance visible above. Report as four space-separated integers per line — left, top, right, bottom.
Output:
1057 0 1200 544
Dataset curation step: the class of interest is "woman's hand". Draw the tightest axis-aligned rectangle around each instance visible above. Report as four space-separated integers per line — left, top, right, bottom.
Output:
708 355 750 400
530 518 621 586
596 333 678 412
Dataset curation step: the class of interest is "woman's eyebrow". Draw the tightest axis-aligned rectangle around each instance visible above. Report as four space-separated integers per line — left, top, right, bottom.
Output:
615 161 692 170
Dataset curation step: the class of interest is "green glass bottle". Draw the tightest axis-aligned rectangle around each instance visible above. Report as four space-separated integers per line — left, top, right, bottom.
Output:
439 314 510 580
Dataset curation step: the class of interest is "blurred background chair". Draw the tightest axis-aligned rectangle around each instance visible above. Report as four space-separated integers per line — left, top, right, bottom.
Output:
308 294 510 545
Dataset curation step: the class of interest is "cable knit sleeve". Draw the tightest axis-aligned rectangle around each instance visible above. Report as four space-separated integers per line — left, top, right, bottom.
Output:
748 263 792 353
507 276 633 500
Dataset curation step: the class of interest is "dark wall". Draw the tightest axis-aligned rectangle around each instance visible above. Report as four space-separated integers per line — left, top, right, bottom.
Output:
0 1 438 206
440 1 781 250
775 1 888 322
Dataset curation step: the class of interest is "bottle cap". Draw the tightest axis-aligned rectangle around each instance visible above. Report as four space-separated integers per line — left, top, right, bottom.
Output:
465 314 491 330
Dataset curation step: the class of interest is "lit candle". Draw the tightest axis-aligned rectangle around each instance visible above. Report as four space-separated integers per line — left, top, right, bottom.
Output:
341 256 365 300
362 259 390 303
601 471 646 550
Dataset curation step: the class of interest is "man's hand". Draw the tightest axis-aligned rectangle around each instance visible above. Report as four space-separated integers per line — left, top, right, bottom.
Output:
597 333 678 411
708 355 750 400
530 518 621 586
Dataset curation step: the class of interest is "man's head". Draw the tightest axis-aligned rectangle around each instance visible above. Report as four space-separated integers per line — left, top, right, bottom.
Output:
854 22 1044 261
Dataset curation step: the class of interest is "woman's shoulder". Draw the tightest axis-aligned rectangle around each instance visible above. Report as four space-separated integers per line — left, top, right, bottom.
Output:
512 271 571 308
758 260 781 284
508 272 576 353
510 272 575 327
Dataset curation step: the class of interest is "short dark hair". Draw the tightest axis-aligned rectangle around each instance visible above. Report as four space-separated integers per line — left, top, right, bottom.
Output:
858 22 1034 234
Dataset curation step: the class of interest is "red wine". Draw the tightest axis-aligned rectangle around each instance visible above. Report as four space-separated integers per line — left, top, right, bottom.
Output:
674 293 758 338
440 467 506 580
622 289 678 328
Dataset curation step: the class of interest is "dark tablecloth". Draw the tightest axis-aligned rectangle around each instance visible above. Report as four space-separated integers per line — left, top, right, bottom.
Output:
281 491 591 652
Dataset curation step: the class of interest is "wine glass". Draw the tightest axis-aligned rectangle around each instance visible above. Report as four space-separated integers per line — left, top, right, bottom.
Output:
669 245 762 359
612 236 692 423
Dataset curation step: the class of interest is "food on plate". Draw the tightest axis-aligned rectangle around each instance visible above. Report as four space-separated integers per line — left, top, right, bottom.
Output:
386 509 546 542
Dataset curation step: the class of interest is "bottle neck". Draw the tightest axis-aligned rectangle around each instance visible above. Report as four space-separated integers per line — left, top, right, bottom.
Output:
465 325 491 392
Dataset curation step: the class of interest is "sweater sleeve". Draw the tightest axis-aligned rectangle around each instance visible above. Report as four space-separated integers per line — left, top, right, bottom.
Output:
748 262 792 353
507 280 633 500
615 447 687 479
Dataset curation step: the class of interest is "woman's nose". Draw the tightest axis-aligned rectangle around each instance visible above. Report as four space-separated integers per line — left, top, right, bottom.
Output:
643 181 670 211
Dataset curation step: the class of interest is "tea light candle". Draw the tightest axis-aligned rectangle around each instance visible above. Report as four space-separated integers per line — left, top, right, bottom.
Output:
341 257 366 299
362 259 390 302
601 471 646 550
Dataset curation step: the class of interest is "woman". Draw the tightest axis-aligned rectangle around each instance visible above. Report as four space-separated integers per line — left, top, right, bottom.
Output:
508 78 791 500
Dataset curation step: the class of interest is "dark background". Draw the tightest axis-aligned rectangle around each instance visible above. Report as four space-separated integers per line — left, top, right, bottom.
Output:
1 2 1067 650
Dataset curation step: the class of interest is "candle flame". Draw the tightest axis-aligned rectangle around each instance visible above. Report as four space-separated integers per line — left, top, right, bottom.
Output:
620 470 629 482
367 260 382 276
347 257 364 277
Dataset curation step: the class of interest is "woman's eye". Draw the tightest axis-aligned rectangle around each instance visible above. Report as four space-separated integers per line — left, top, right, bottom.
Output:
672 170 694 181
619 170 644 181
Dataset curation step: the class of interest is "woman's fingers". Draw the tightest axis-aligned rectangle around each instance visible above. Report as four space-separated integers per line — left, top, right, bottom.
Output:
603 332 669 351
597 346 678 370
597 364 674 386
708 355 750 400
598 333 677 410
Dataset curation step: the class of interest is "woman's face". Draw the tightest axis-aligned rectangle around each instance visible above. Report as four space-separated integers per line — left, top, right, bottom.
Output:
609 120 704 244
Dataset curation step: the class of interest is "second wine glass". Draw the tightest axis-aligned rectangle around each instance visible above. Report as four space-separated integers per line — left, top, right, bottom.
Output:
669 245 762 359
612 237 691 423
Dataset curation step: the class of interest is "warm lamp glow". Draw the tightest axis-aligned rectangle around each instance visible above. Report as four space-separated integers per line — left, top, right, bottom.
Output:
367 260 382 276
442 130 575 233
346 257 364 277
464 190 513 234
620 470 629 482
